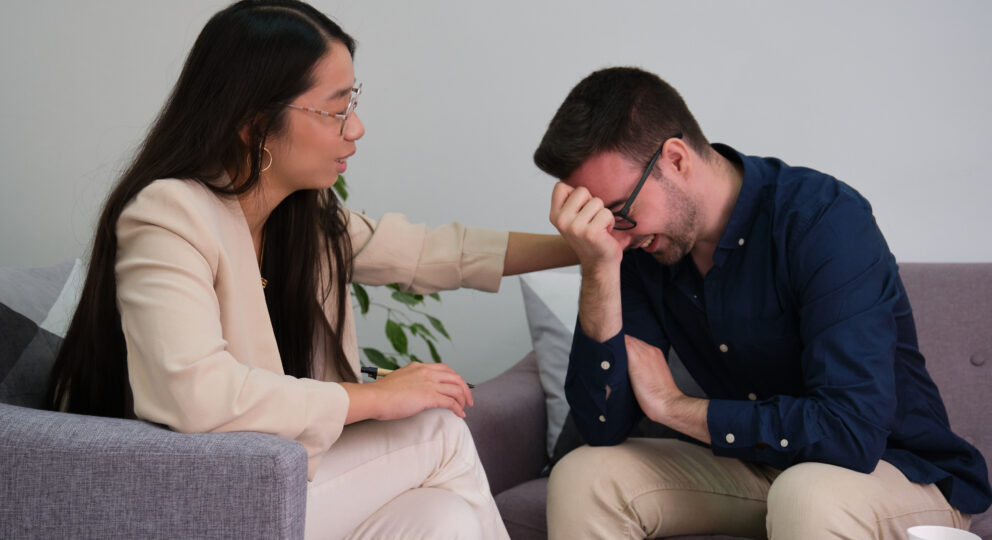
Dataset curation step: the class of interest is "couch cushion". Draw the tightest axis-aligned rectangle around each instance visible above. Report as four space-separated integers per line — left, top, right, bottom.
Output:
519 270 581 458
495 477 549 540
520 269 705 465
0 259 78 327
0 304 61 408
0 259 83 408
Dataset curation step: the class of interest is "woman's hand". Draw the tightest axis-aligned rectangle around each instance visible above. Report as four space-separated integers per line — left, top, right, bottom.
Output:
341 362 474 424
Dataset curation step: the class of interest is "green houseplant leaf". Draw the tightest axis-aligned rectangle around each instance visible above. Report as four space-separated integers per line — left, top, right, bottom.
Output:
385 319 408 355
362 347 399 370
336 174 452 371
390 290 423 307
352 282 370 315
426 315 450 340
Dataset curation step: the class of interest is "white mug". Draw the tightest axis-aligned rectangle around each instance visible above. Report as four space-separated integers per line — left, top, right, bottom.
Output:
906 525 979 540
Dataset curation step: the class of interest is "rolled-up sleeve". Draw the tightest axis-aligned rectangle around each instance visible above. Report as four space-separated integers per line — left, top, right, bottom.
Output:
348 211 509 293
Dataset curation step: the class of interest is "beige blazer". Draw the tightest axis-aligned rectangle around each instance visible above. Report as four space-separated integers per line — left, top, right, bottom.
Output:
115 178 508 479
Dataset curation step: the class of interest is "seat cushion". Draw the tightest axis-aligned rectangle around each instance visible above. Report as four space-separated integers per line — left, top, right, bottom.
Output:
0 260 82 408
495 477 549 540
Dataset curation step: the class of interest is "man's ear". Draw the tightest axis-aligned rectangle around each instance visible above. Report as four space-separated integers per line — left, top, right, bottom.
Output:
662 136 691 180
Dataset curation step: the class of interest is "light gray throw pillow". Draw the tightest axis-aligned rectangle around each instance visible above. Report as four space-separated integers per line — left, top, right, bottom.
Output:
519 269 581 458
519 267 708 459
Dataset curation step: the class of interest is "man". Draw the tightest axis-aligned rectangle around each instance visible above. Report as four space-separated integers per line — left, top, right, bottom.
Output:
534 67 990 539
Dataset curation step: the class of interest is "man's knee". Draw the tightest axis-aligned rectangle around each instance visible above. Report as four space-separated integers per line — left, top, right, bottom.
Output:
766 462 871 537
548 445 614 503
547 445 633 538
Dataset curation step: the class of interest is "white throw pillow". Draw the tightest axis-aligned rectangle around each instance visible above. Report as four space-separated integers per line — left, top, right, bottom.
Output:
40 258 86 337
519 268 581 457
519 267 708 459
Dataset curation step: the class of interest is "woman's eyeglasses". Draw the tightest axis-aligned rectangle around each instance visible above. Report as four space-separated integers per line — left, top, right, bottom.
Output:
283 82 362 135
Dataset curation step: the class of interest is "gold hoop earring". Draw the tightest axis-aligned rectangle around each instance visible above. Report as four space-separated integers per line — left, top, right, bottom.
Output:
260 147 273 172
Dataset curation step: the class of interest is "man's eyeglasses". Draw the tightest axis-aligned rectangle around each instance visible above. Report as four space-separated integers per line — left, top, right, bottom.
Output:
611 133 682 231
284 82 362 136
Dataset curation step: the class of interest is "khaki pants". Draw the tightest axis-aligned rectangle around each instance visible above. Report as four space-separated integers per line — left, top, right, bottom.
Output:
305 408 509 540
547 438 970 539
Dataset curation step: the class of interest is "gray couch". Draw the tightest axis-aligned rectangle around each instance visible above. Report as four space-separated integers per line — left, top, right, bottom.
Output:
1 262 989 539
465 263 992 539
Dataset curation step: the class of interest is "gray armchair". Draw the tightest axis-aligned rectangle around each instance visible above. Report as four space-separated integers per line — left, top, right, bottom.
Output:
0 261 310 539
0 403 307 539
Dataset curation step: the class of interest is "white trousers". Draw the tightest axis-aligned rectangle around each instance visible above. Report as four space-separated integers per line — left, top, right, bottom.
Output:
304 408 509 540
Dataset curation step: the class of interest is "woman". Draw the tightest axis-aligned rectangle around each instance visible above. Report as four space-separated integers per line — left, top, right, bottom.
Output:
45 1 574 538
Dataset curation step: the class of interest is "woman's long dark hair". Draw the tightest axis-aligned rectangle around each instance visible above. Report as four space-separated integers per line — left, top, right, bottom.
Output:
45 0 358 418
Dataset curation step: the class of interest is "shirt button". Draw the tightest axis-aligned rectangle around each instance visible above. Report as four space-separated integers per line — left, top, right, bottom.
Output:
748 393 757 401
738 238 745 246
598 415 606 423
600 361 611 370
780 439 789 448
719 344 729 353
725 433 735 444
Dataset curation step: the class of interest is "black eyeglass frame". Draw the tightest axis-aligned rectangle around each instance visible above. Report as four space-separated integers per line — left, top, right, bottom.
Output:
611 133 683 231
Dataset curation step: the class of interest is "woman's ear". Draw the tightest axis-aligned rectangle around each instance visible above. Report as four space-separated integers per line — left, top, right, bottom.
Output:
238 122 253 146
239 111 272 146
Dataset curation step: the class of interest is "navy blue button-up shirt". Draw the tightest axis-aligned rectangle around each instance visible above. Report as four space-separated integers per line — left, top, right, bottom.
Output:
565 144 991 514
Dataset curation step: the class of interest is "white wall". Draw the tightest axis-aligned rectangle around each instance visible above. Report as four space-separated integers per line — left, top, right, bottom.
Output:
2 1 990 383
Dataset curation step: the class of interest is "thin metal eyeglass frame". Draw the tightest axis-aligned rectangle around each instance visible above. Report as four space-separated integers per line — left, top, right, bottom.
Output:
611 133 682 231
283 82 362 135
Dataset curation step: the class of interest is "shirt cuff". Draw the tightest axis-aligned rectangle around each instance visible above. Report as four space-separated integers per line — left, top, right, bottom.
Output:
708 398 798 467
570 326 630 400
707 398 758 450
297 379 350 481
459 228 508 292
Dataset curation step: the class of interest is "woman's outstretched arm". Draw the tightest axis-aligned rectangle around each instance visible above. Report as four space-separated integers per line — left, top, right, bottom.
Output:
503 232 578 276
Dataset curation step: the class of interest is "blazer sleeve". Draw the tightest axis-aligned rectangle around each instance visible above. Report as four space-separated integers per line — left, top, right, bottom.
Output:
116 181 348 480
347 211 509 293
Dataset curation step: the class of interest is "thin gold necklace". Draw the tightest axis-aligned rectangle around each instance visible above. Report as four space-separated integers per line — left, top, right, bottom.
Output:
259 231 268 289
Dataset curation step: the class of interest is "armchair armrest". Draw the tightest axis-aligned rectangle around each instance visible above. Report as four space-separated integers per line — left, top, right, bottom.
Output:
0 402 307 539
464 352 548 496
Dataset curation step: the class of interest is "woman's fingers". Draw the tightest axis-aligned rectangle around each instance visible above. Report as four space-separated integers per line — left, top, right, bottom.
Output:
378 362 474 419
434 391 466 418
422 364 474 407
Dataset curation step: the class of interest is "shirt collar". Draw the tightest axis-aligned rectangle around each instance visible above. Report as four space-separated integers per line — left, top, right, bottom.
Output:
712 143 770 253
635 143 771 277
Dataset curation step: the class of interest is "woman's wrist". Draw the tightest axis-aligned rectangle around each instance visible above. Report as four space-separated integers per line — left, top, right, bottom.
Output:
340 381 383 424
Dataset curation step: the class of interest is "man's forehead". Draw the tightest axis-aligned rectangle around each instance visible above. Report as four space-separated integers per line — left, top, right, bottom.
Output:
566 151 641 200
